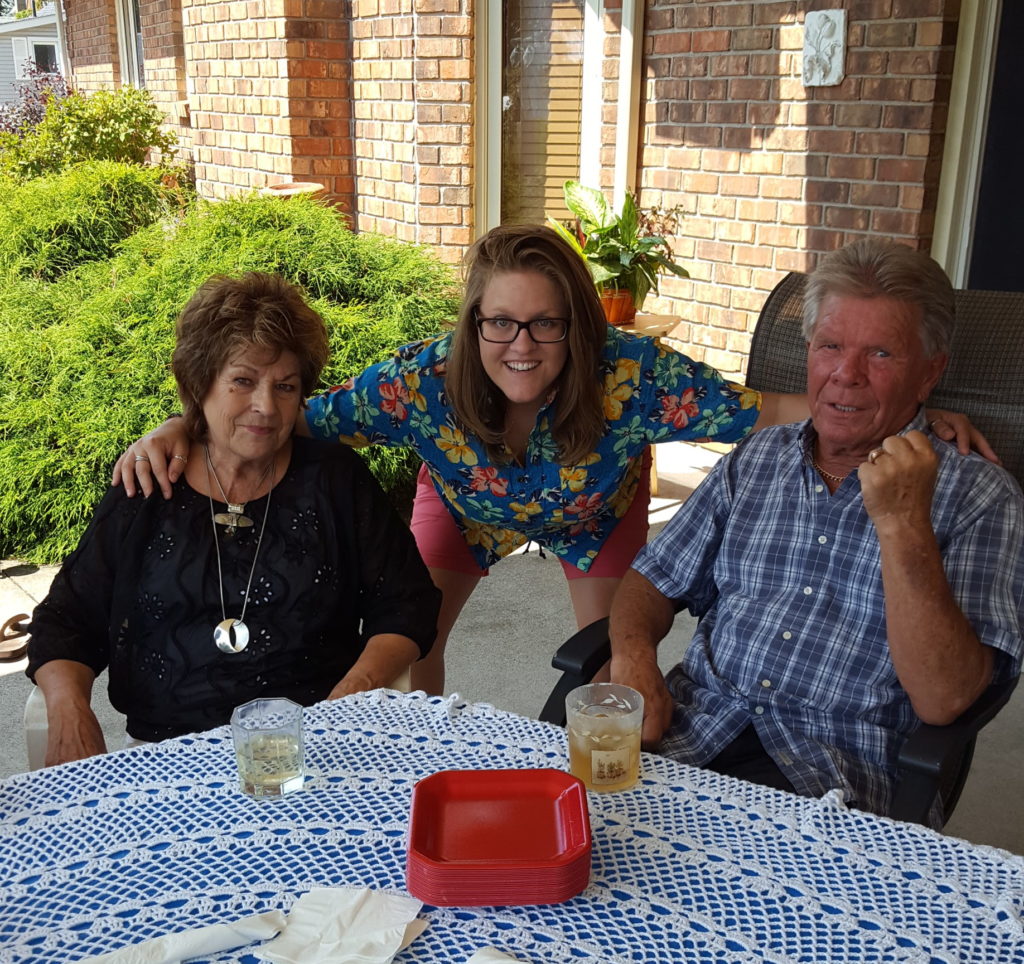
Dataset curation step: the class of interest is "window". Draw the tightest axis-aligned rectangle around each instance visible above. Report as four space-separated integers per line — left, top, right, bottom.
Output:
33 42 57 74
499 0 585 224
115 0 145 87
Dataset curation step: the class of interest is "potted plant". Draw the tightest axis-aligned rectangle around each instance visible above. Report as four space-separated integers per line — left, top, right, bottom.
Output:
549 180 689 325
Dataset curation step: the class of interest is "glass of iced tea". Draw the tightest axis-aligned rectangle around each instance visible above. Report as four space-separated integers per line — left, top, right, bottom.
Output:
230 697 305 798
566 683 644 792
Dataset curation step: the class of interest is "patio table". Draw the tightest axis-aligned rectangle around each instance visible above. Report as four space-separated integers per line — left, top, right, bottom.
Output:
1 690 1022 962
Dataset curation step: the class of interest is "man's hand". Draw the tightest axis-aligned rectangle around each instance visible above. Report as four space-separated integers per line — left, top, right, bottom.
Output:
111 418 191 499
859 430 994 724
610 650 674 748
859 430 937 532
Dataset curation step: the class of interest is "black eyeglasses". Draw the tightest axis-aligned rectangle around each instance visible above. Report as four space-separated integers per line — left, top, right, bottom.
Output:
475 314 570 343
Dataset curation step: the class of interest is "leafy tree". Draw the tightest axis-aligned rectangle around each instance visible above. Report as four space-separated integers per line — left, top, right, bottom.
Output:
0 85 177 180
0 64 69 138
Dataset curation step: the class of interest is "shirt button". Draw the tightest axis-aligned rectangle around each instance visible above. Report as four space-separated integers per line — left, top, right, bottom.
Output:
818 535 828 544
761 679 772 688
803 586 813 595
814 484 824 493
754 706 765 715
782 631 792 640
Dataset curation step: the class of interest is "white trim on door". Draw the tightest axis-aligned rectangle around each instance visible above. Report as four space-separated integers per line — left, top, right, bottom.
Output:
932 0 1003 285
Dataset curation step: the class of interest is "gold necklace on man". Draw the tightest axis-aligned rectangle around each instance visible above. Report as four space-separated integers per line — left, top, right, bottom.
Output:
810 456 848 485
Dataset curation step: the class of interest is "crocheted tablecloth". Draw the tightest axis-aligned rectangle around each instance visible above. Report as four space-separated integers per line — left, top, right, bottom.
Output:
1 690 1022 963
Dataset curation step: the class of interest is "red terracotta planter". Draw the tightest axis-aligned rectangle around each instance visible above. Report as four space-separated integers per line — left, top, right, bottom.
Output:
600 289 637 326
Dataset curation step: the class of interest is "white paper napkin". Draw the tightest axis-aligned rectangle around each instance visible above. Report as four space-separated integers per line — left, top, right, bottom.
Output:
467 948 528 963
258 887 427 964
77 910 287 963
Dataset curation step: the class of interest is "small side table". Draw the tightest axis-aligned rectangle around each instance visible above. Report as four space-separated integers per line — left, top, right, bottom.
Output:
616 314 682 495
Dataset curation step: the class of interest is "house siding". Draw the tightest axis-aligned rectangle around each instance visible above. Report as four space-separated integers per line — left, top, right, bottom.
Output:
0 19 62 103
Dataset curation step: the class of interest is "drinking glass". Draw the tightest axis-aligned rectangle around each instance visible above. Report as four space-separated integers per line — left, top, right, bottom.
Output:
566 683 644 792
230 697 305 798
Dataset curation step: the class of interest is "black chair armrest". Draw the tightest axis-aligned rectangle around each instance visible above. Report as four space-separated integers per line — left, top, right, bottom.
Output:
891 675 1019 826
538 617 611 726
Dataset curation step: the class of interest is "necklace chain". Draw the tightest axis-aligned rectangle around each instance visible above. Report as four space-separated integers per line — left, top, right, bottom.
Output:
205 448 273 513
811 456 848 485
205 444 275 653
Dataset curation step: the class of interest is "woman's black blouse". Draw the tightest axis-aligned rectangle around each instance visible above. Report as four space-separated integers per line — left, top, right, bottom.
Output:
28 438 440 741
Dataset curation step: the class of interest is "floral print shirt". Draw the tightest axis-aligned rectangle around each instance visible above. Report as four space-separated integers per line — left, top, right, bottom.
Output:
306 327 762 572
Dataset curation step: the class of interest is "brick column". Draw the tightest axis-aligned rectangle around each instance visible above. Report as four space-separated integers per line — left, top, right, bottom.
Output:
140 0 190 155
63 0 121 90
351 0 473 262
183 0 354 204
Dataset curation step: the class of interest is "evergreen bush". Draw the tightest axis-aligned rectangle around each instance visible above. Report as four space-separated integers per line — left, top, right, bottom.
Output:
0 194 459 562
0 161 180 280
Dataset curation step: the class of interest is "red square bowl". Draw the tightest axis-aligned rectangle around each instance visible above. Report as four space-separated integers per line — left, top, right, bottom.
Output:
406 768 591 905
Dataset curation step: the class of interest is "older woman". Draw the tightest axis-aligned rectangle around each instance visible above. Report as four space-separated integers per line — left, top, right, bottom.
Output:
27 273 440 766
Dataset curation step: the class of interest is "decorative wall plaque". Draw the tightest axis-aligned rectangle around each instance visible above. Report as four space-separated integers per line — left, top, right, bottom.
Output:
802 10 847 87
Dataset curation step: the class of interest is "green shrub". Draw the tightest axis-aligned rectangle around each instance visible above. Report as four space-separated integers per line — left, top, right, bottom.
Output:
0 85 177 180
0 194 459 562
0 161 181 280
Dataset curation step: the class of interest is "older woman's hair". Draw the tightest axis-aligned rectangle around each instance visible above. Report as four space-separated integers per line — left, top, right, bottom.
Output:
173 272 330 439
446 224 606 465
803 239 955 358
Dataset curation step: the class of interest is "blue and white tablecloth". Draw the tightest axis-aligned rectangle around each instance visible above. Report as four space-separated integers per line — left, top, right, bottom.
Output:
1 690 1022 962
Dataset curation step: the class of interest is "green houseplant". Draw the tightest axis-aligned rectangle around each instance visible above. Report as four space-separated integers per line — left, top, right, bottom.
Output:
549 179 689 325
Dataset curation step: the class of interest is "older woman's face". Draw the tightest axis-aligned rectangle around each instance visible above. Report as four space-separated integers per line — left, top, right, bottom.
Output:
202 344 302 465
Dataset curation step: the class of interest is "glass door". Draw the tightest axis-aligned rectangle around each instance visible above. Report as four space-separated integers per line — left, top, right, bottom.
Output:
499 0 585 224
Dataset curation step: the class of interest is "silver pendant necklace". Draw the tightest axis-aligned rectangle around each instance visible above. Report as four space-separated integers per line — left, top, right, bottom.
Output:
205 446 273 535
206 445 275 655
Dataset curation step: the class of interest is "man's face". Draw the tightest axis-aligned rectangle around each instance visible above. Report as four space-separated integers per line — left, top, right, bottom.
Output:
806 294 946 459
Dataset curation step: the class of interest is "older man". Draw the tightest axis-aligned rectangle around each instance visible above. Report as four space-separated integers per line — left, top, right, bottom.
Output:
610 239 1024 824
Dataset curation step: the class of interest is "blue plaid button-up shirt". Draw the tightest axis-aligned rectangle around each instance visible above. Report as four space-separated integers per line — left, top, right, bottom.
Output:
633 410 1024 825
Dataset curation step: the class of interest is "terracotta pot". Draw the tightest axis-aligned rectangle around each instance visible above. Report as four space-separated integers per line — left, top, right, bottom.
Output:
600 289 638 327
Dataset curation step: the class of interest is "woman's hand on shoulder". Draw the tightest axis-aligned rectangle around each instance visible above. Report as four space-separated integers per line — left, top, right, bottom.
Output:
111 417 192 499
925 409 1001 464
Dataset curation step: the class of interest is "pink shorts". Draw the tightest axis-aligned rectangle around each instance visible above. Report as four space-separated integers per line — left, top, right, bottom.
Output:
409 450 652 581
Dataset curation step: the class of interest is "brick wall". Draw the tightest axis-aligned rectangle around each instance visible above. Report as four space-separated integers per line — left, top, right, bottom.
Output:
183 0 346 200
350 0 473 262
63 0 120 90
637 0 959 380
139 0 190 155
